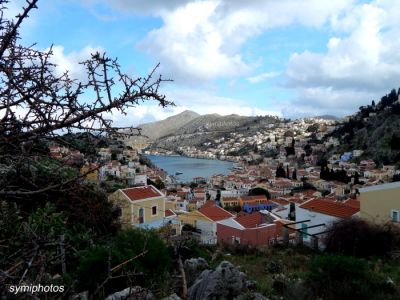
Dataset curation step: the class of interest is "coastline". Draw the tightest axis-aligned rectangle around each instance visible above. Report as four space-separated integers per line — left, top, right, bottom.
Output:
144 152 237 163
144 153 235 183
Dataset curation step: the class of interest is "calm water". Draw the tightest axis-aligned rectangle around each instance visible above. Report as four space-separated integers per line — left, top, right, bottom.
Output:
145 155 234 183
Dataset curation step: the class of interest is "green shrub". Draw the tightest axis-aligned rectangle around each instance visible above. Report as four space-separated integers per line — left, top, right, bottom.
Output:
324 218 400 257
75 229 172 295
306 254 399 300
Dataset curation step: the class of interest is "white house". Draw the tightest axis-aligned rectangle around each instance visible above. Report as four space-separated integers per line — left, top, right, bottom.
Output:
296 198 360 246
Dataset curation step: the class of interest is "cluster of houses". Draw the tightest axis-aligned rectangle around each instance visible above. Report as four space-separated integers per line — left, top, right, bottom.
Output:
49 136 400 250
108 179 400 249
146 117 337 163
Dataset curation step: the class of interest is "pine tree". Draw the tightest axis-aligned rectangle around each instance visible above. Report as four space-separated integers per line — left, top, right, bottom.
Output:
276 165 286 178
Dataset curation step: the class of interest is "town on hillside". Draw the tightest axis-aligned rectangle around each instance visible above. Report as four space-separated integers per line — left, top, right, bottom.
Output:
3 1 400 298
48 100 400 251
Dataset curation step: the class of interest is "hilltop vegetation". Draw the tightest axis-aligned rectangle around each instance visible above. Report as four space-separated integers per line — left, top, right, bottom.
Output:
327 88 400 166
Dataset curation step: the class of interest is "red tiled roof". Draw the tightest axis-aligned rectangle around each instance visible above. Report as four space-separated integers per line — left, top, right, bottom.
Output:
293 189 316 198
241 195 268 202
234 212 264 228
199 205 233 221
221 196 240 201
122 185 163 201
343 199 360 209
271 198 290 206
300 198 359 218
165 209 175 217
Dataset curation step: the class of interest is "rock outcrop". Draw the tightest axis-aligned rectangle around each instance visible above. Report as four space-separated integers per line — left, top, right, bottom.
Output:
104 286 154 300
187 261 248 300
184 257 209 287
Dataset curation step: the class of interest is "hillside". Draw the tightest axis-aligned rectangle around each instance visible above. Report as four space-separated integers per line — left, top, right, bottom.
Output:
138 110 200 140
327 88 400 166
151 114 282 150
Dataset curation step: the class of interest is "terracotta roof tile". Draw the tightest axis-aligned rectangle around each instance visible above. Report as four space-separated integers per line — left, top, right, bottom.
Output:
241 195 268 202
122 185 163 201
271 198 290 206
234 212 264 228
300 198 359 218
199 205 233 221
343 199 360 209
221 196 240 201
165 209 175 217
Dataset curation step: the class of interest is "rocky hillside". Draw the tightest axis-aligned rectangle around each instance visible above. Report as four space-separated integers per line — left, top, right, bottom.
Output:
138 110 200 140
151 113 282 150
327 88 400 166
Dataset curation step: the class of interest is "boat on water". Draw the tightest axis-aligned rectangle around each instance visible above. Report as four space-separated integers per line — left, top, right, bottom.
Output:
175 172 183 175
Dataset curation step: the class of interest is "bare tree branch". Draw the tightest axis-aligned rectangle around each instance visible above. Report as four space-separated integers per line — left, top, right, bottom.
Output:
0 0 173 198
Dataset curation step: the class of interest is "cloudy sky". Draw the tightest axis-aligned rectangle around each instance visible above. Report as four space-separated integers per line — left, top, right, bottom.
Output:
12 0 400 125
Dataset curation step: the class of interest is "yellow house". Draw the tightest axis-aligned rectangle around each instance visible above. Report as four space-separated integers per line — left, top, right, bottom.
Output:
359 182 400 225
80 163 99 182
178 210 210 227
220 196 240 208
177 202 233 244
109 185 167 229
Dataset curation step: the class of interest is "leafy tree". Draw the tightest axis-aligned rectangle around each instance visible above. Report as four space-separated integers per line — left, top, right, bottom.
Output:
324 218 400 257
190 182 198 189
76 229 172 296
55 185 120 235
248 187 270 199
276 164 286 178
148 177 166 190
215 189 221 202
306 123 319 133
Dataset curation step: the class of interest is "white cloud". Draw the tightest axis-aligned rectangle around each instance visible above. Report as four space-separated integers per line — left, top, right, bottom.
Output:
104 105 187 127
96 0 354 84
68 0 400 118
139 0 251 83
284 0 400 116
248 72 280 84
49 45 105 81
281 87 374 118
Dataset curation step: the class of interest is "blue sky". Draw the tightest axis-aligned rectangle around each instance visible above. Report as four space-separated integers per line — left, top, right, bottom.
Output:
11 0 400 125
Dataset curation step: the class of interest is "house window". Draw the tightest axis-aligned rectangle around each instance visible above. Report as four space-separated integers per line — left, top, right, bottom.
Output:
392 210 399 222
138 208 144 224
115 207 122 218
152 205 157 216
232 236 240 244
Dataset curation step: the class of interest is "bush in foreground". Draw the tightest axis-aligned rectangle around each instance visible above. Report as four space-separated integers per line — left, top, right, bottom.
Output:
324 218 400 257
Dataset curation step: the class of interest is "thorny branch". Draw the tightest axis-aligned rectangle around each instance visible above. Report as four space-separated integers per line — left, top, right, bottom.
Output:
0 0 173 197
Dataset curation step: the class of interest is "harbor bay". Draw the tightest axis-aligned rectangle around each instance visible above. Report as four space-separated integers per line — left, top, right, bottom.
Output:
145 154 234 183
